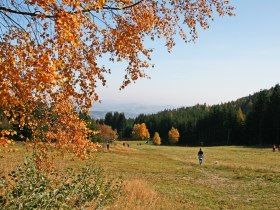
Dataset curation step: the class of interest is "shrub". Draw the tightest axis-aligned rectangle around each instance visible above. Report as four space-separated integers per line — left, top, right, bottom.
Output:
0 156 121 209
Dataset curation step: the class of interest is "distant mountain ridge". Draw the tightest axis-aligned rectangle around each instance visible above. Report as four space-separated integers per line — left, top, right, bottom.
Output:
90 110 139 119
89 86 276 120
90 102 174 119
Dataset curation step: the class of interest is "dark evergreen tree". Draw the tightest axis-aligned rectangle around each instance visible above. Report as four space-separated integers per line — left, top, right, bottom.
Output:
97 84 280 146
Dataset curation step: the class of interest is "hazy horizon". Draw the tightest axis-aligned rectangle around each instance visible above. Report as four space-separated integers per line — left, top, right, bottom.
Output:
93 83 279 113
95 0 280 109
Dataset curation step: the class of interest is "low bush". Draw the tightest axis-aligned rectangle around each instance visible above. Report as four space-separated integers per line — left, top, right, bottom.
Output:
0 156 121 209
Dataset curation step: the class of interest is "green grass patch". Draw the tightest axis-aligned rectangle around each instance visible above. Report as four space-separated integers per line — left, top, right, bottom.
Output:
1 141 280 209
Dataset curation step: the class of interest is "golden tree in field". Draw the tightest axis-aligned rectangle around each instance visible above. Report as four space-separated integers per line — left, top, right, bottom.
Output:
0 1 234 156
96 124 118 142
153 132 161 145
131 123 150 140
168 127 180 144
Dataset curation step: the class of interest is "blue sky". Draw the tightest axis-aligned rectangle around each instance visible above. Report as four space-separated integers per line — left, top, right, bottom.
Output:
95 0 280 109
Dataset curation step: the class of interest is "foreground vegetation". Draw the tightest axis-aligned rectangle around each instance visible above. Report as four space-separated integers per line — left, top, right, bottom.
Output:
1 142 280 209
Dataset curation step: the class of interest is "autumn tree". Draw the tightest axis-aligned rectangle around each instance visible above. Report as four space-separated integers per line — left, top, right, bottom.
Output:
168 127 180 144
96 124 118 143
236 108 245 125
131 123 150 140
153 132 161 145
0 1 234 156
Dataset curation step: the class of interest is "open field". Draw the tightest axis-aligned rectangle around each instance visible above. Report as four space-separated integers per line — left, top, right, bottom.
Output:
1 142 280 209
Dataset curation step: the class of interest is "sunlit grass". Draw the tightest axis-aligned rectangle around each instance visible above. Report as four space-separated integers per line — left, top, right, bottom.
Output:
1 141 279 209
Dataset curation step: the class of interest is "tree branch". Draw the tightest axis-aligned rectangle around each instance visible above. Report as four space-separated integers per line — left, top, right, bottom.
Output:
0 1 144 19
0 6 53 18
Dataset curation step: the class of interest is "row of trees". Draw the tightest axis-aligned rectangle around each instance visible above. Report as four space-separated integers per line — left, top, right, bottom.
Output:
130 123 180 145
3 84 278 146
79 112 180 145
102 84 280 146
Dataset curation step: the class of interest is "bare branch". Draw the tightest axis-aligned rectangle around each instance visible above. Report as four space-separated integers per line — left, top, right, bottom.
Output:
0 1 144 19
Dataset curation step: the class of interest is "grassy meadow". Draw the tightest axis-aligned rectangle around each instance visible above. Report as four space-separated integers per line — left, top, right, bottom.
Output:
1 142 280 210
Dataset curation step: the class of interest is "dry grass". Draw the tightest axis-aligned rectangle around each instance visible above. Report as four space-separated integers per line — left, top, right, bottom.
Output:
1 141 280 210
109 144 137 152
108 179 166 210
0 142 27 176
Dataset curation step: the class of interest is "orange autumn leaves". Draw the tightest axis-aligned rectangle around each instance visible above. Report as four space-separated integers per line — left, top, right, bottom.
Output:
132 123 150 140
96 124 118 142
168 127 180 144
0 0 234 157
132 123 179 145
153 132 161 145
0 129 16 147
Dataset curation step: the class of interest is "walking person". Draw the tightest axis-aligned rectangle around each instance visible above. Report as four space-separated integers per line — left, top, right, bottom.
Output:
198 148 204 165
106 140 110 150
273 145 276 152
